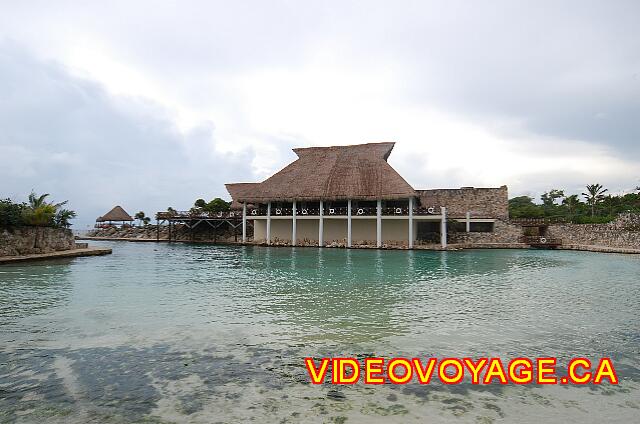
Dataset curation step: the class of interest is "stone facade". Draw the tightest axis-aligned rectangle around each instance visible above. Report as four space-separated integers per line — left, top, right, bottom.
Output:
448 219 523 244
0 227 76 256
417 186 508 219
546 213 640 249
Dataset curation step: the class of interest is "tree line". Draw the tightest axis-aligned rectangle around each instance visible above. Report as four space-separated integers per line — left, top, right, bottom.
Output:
509 184 640 223
0 192 76 228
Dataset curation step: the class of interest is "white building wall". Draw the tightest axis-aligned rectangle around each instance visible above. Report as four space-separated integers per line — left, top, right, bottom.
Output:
254 220 267 241
270 220 293 243
381 219 411 243
296 220 319 244
323 220 348 244
351 219 377 244
252 218 413 245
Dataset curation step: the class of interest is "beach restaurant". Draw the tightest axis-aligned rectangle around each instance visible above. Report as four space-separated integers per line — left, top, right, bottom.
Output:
226 142 508 248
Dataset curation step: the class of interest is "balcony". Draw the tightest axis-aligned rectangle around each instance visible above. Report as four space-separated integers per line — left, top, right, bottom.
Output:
156 210 241 220
245 205 442 217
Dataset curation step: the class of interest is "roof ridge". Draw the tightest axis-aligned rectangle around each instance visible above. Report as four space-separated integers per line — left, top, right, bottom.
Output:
226 141 414 202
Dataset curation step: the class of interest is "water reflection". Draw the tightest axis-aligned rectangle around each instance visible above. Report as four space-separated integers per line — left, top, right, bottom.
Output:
0 242 638 423
0 261 73 328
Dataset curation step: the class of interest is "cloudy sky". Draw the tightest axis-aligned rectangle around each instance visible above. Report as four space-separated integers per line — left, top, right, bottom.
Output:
1 1 639 227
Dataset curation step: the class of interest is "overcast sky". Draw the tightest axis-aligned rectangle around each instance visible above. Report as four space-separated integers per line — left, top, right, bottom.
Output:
1 1 639 227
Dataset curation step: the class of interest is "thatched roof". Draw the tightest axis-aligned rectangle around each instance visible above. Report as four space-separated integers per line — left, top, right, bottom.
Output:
226 142 415 203
226 183 260 209
97 205 134 222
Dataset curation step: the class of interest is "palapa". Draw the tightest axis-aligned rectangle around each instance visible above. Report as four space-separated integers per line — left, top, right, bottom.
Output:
225 142 415 203
96 206 134 222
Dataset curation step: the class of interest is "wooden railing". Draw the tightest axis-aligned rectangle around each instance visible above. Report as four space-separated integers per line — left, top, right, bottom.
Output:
156 210 241 220
157 205 445 219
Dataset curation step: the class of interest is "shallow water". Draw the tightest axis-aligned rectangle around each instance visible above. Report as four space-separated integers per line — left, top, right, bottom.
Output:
0 242 639 423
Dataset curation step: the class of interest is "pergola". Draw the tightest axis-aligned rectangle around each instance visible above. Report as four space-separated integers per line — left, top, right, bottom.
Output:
96 206 134 227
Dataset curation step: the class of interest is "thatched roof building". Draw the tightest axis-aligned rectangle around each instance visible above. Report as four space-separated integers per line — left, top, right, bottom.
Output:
226 183 260 210
97 206 134 222
226 142 415 203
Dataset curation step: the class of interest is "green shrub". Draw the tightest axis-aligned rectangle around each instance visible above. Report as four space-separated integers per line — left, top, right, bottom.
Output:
0 193 76 228
0 199 27 227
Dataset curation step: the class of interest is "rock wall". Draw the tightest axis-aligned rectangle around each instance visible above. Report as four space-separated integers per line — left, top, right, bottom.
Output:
416 186 509 219
87 223 248 242
448 219 523 244
546 213 640 249
0 227 76 256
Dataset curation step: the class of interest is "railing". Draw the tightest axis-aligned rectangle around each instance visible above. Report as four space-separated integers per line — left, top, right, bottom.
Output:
157 205 444 220
249 207 322 216
156 210 241 220
271 207 293 216
298 208 320 216
414 207 440 215
381 207 405 216
352 206 377 216
325 207 348 216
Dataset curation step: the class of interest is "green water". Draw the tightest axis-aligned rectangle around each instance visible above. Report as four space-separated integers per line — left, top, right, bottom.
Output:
0 242 638 423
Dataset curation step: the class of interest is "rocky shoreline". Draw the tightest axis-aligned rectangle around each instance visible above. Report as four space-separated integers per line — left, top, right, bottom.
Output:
87 224 241 243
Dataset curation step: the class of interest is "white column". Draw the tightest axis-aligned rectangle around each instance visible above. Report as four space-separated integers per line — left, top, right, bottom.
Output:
267 202 272 245
466 211 471 232
408 197 414 249
319 200 324 247
347 199 352 247
440 206 447 248
242 202 247 243
376 199 382 248
292 200 297 246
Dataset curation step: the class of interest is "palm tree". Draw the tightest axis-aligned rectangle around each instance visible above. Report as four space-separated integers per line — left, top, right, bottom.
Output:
54 209 77 228
582 184 608 217
24 192 75 227
562 194 580 217
166 207 176 216
28 192 49 209
134 211 147 226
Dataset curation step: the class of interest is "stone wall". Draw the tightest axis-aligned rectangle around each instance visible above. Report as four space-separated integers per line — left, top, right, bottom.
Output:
416 186 508 219
448 219 523 244
546 213 640 249
0 227 76 256
87 223 247 242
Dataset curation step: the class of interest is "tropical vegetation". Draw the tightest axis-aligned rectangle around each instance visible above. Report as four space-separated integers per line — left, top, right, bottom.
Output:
192 198 231 214
0 192 76 228
509 184 640 223
134 211 151 226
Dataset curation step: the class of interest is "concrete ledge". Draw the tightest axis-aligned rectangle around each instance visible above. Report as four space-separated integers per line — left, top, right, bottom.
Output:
77 236 240 245
449 242 529 250
558 244 640 255
70 237 640 254
78 236 165 242
0 247 112 264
